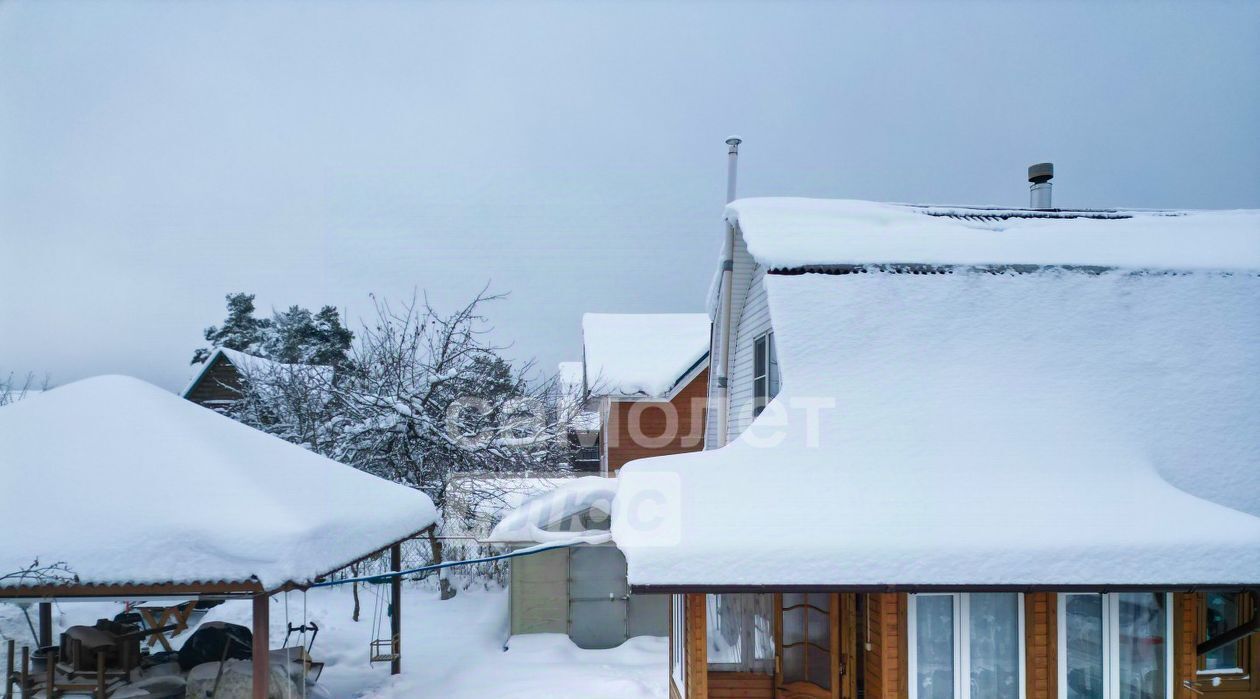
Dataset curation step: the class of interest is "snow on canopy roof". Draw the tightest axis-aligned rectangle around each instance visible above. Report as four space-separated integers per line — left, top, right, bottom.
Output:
726 198 1260 271
0 375 437 590
582 314 710 398
614 269 1260 588
488 476 615 545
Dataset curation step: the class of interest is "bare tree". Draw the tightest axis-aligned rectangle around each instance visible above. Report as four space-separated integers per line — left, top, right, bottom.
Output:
325 291 578 598
0 372 51 407
0 559 77 587
224 290 584 599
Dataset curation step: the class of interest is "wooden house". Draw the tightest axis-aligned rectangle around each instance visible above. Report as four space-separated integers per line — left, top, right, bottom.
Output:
609 198 1260 699
181 347 331 411
581 313 711 475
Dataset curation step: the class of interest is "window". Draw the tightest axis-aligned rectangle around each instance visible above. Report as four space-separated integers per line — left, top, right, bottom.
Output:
753 332 780 417
909 593 1025 699
1199 592 1251 678
1195 591 1259 696
707 593 775 672
672 595 686 691
1058 594 1173 699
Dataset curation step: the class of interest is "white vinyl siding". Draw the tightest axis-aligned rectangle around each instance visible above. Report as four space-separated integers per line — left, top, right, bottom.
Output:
705 229 759 448
727 265 772 440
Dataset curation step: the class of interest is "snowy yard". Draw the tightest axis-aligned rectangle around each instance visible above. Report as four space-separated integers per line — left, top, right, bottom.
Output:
0 586 666 699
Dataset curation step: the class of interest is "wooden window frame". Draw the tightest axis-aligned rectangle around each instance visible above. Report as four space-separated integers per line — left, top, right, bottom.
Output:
1056 593 1175 699
909 592 1028 699
1196 592 1258 696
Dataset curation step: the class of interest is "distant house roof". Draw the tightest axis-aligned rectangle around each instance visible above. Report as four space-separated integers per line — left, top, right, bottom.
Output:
557 361 599 432
0 375 437 592
581 313 710 399
725 197 1260 272
181 347 333 401
615 199 1260 590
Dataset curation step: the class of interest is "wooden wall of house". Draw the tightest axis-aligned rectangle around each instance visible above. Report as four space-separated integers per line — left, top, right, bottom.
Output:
873 592 1248 699
866 593 908 699
184 354 242 407
1179 593 1259 699
605 369 708 474
685 593 709 699
1176 593 1197 699
1025 593 1058 699
707 672 774 699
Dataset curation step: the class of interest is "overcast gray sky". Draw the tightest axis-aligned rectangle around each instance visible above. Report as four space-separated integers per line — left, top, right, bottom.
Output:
2 0 1257 392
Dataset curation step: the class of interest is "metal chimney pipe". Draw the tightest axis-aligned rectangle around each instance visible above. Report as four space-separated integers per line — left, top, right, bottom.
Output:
714 135 742 448
725 136 742 203
1028 162 1054 210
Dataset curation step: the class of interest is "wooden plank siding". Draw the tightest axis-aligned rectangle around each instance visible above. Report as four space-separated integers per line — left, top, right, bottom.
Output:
184 354 243 407
1185 592 1260 699
1025 593 1057 699
866 593 909 699
686 593 709 699
605 369 708 475
708 672 774 699
1175 593 1197 699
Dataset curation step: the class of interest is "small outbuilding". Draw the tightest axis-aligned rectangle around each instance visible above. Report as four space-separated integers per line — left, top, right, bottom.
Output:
0 375 437 699
487 477 667 650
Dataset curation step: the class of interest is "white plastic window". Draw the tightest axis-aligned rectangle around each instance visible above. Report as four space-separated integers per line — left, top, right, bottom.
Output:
1058 593 1172 699
672 595 686 692
753 332 780 417
909 593 1025 699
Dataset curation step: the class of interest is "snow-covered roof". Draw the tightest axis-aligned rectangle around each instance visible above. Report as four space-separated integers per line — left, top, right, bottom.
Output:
0 375 437 591
488 476 616 545
181 347 333 399
558 361 584 395
726 198 1260 271
444 475 573 538
582 314 710 398
614 266 1260 588
556 361 599 431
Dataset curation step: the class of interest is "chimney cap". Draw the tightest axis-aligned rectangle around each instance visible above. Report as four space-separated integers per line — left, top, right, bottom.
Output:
1028 162 1054 184
726 135 743 146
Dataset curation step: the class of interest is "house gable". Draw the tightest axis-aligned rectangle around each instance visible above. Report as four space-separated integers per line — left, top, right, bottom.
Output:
182 351 243 407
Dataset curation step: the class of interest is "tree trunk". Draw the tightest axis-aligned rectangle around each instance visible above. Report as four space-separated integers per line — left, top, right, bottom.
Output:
350 563 361 622
426 529 456 600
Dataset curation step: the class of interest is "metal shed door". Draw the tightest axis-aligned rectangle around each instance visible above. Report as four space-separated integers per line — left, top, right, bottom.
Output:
568 546 629 649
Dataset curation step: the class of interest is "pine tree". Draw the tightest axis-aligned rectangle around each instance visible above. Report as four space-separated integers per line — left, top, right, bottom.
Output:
191 293 270 364
192 294 352 367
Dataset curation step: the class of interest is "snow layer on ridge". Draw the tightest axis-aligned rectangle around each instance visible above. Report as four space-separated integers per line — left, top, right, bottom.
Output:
582 313 710 398
488 476 616 544
0 375 437 589
726 198 1260 271
613 269 1260 587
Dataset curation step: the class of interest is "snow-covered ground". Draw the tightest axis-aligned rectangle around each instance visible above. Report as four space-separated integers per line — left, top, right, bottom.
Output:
0 585 665 699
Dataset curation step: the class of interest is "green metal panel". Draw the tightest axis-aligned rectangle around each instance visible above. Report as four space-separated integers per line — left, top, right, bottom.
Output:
510 547 569 635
